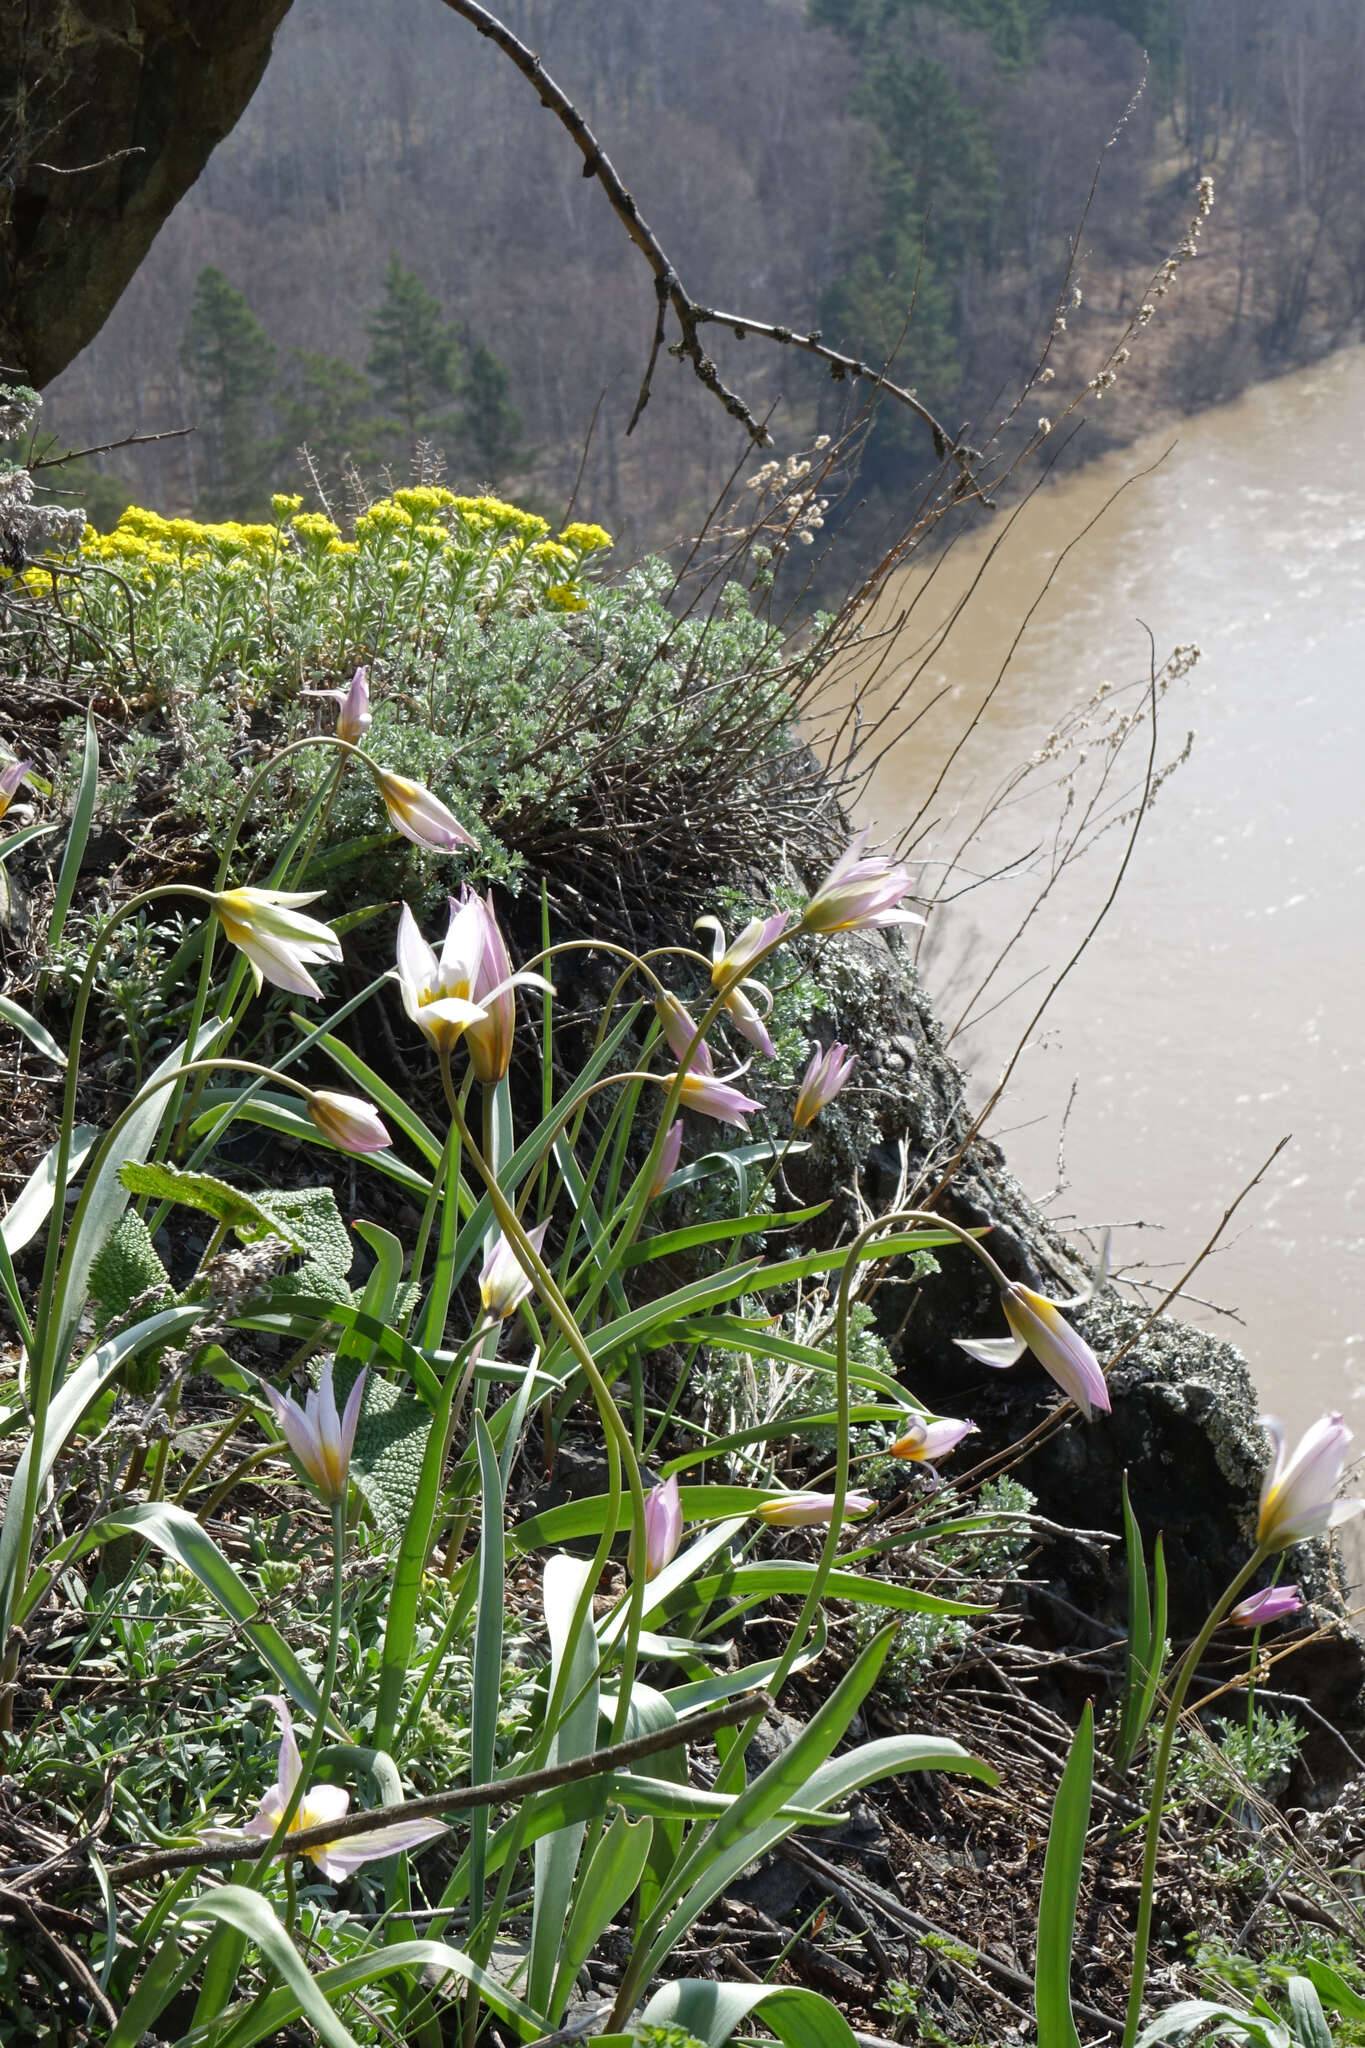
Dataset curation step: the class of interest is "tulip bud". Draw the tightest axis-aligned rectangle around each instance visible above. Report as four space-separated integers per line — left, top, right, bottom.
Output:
629 1474 684 1580
793 1041 856 1128
374 768 478 851
307 1089 391 1155
479 1221 550 1321
1229 1585 1303 1628
756 1490 876 1527
649 1121 683 1200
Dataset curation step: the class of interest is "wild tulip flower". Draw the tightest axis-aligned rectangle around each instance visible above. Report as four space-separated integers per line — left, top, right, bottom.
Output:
374 767 478 851
210 887 343 999
955 1282 1111 1422
889 1413 977 1463
397 897 550 1059
793 1041 856 1128
263 1358 365 1504
695 912 789 1058
757 1490 876 1527
307 1089 391 1155
1256 1412 1365 1551
303 665 371 745
801 828 925 935
677 1068 762 1130
480 1220 551 1321
656 992 715 1074
0 758 31 821
461 886 517 1084
630 1474 684 1580
243 1697 444 1879
1229 1585 1303 1627
649 1120 684 1200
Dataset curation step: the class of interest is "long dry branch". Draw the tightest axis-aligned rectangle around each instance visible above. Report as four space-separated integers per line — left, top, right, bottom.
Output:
435 0 970 472
102 1689 771 1886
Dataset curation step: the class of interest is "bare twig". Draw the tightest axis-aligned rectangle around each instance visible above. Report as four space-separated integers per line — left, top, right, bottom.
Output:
102 1690 770 1885
433 0 970 471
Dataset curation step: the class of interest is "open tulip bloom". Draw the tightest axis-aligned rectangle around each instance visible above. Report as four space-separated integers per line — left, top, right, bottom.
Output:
239 1697 444 1880
801 828 925 935
793 1040 856 1127
757 1489 876 1527
374 767 479 851
1229 1584 1303 1627
210 887 343 999
303 665 371 745
956 1280 1110 1422
397 896 551 1059
677 1067 763 1130
262 1358 365 1504
694 912 788 1057
1256 1411 1364 1551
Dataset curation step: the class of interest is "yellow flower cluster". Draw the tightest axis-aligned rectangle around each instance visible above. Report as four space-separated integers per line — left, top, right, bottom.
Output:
392 486 457 517
83 508 280 570
450 496 549 541
560 522 613 554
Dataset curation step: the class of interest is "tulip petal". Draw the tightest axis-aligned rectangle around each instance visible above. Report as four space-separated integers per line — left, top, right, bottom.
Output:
954 1335 1028 1369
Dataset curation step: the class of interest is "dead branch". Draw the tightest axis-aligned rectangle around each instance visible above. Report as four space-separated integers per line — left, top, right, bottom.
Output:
434 0 972 474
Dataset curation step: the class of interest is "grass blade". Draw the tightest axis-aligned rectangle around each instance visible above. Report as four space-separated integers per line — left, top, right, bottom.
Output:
1035 1701 1093 2048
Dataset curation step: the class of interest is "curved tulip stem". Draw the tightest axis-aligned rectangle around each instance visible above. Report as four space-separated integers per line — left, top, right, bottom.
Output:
250 1495 349 1899
1120 1545 1267 2047
437 1053 650 1741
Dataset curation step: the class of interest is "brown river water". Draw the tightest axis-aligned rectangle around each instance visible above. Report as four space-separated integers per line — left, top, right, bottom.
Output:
825 346 1365 1438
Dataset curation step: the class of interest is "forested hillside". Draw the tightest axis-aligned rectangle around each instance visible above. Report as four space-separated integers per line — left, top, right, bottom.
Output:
43 0 1365 548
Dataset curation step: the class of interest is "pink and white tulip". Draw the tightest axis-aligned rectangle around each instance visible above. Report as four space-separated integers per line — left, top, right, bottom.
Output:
801 829 924 935
1256 1412 1364 1552
630 1474 684 1580
0 758 31 821
262 1358 365 1504
695 912 789 1058
479 1220 551 1321
793 1041 856 1128
955 1282 1111 1422
677 1068 762 1130
307 1089 391 1155
757 1490 876 1527
374 768 478 851
890 1413 977 1464
397 896 551 1062
243 1697 444 1880
460 886 517 1084
656 992 715 1074
303 666 372 745
649 1120 684 1200
1229 1585 1303 1628
211 887 343 999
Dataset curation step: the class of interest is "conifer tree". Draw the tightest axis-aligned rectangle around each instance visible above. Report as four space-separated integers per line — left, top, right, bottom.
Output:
178 267 277 518
459 343 526 480
364 255 459 453
280 350 383 481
